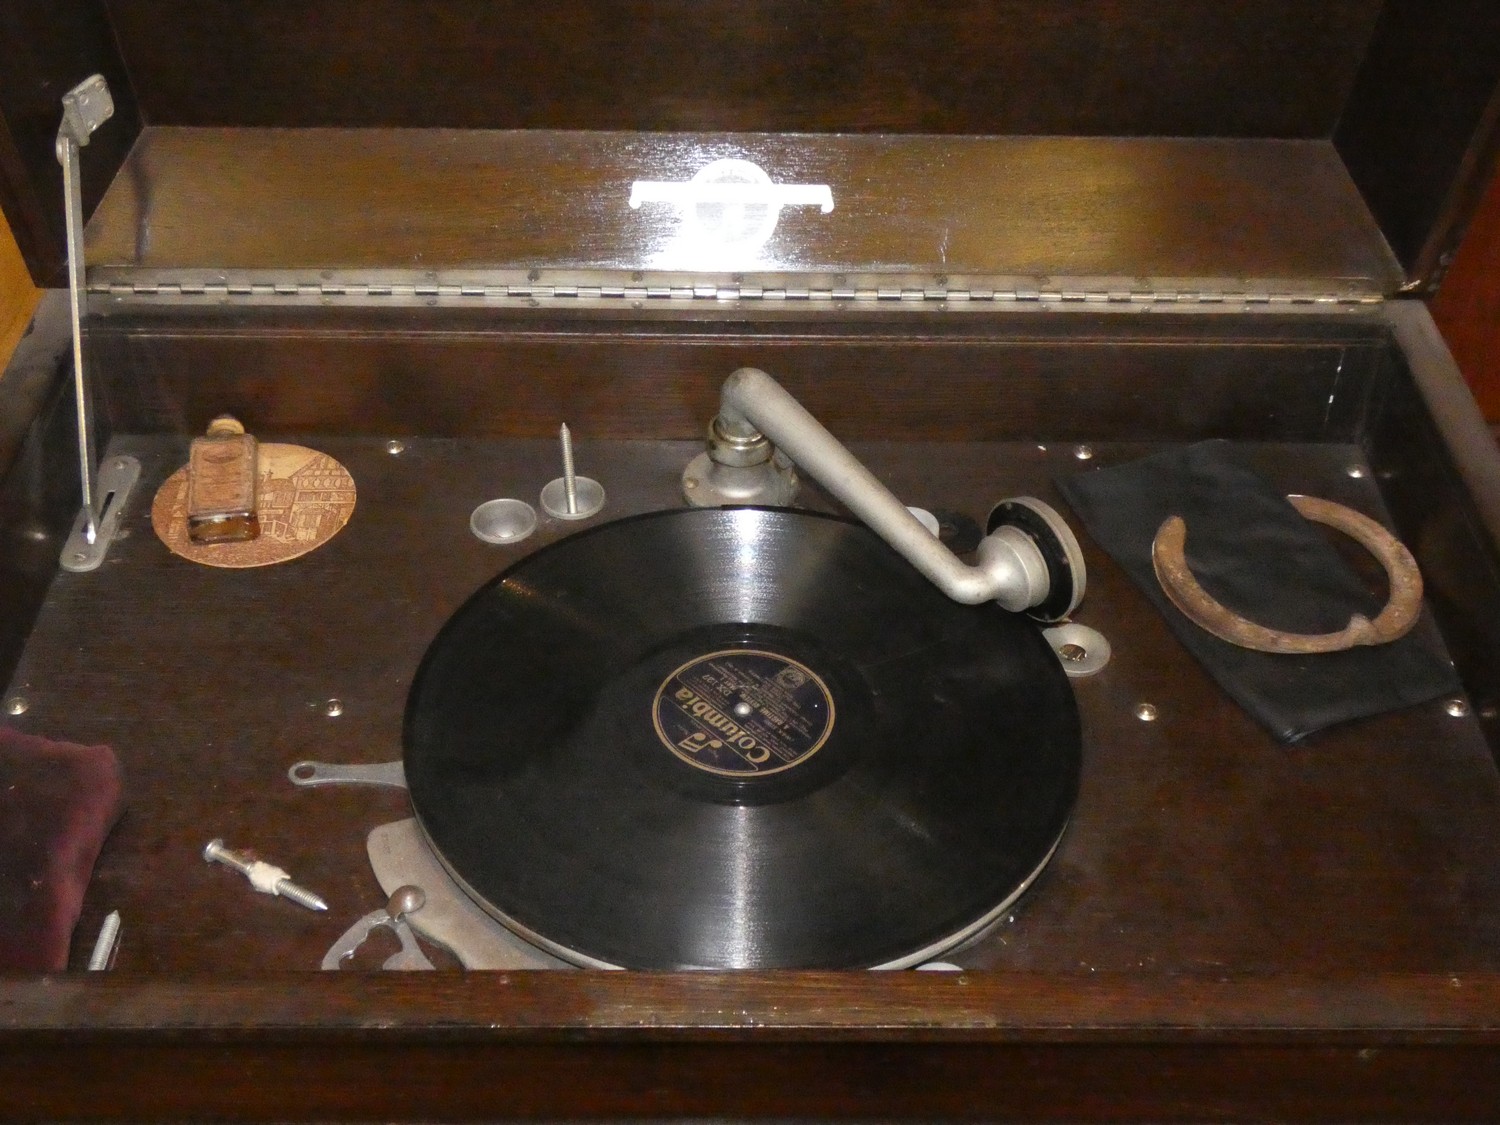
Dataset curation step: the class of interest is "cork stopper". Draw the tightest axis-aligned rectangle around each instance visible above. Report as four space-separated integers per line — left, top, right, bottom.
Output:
205 415 246 437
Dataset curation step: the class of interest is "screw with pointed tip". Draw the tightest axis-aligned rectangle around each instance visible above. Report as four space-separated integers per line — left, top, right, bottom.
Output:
560 423 578 514
203 838 328 912
540 423 605 519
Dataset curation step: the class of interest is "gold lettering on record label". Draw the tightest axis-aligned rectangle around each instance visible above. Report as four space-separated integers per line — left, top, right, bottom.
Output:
652 649 835 778
152 443 356 568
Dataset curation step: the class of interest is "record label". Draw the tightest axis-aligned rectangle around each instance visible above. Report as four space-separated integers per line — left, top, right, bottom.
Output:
652 649 834 777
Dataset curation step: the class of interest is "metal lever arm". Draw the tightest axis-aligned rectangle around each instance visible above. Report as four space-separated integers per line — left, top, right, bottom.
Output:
696 367 1085 617
56 78 111 543
54 74 139 573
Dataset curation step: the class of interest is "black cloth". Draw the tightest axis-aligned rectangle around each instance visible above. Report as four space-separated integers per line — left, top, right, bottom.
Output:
1059 441 1459 742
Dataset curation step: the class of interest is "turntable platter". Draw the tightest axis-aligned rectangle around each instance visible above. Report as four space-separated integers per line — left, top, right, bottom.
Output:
404 507 1080 969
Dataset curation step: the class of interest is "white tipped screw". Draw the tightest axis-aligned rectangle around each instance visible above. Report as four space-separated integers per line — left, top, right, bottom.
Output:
203 838 328 912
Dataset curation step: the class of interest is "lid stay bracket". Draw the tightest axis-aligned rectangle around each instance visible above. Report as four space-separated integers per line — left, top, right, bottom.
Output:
55 75 139 573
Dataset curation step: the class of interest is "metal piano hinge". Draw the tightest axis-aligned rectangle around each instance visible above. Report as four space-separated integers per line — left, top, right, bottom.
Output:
89 277 1385 308
57 74 139 573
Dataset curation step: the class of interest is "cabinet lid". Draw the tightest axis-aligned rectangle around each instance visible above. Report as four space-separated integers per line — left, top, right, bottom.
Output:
5 1 1500 296
82 128 1399 305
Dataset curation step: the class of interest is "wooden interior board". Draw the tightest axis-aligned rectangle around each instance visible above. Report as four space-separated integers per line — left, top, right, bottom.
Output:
1 434 1492 979
84 304 1390 448
1 1020 1497 1123
104 0 1381 138
1334 0 1500 288
83 129 1405 296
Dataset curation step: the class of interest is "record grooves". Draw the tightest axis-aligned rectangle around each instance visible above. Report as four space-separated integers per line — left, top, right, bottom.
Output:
404 507 1081 969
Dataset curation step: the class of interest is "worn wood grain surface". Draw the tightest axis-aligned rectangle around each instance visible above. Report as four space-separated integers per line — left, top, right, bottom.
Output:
82 129 1403 298
105 0 1382 137
1 435 1487 983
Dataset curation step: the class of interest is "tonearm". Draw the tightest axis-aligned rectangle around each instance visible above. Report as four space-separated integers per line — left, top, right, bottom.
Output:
682 367 1086 621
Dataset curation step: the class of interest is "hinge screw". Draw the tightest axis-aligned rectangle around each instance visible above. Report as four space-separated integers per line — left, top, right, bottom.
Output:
5 695 28 716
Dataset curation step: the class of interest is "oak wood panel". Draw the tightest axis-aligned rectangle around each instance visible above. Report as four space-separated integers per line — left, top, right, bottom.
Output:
81 129 1404 296
106 0 1381 138
0 208 38 365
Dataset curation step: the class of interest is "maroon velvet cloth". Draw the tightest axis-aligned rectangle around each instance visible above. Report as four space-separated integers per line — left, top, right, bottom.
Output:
0 728 123 971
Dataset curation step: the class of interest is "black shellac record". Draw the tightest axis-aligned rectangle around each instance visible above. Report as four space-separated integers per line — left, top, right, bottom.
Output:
404 507 1081 969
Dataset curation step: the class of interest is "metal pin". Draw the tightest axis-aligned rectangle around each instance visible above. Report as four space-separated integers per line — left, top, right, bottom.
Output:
203 838 328 912
540 425 605 520
560 423 578 515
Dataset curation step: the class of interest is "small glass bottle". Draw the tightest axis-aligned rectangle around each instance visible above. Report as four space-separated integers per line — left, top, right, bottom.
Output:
186 415 261 543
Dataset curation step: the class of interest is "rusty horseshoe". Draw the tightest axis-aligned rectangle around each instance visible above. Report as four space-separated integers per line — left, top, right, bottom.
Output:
1151 494 1423 655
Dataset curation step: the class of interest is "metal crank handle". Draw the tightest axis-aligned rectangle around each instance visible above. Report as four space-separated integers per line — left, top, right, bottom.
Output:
322 887 435 971
288 760 407 789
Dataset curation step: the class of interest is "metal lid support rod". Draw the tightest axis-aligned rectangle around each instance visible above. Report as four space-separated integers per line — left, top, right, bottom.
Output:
683 367 1086 620
55 75 139 573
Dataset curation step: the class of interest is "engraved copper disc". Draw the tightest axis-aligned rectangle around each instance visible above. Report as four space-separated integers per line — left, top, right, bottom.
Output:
151 443 356 568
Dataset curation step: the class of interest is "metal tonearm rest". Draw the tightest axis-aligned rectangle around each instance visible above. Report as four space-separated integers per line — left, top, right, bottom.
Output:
682 367 1086 620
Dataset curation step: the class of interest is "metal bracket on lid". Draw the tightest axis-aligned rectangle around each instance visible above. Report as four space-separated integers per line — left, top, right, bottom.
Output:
56 74 139 574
